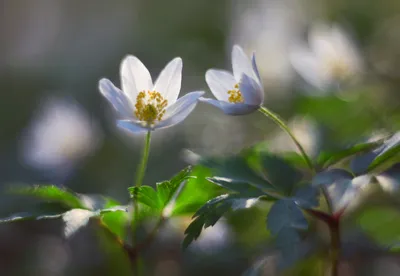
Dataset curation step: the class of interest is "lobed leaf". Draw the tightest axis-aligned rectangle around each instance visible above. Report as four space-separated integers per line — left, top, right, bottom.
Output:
351 132 400 174
9 185 85 209
183 193 261 249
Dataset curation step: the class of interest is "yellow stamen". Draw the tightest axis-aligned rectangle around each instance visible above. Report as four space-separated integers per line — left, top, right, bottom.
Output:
325 58 351 80
135 91 168 124
227 83 244 103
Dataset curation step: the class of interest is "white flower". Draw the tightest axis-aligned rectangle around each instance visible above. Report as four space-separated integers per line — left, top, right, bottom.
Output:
20 98 100 172
99 56 204 134
290 23 363 91
200 45 264 115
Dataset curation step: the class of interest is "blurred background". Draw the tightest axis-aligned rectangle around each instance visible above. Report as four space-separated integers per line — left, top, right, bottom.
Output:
1 0 400 275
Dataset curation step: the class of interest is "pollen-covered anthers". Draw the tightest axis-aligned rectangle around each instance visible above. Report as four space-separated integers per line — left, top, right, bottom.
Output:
227 83 244 103
135 91 168 124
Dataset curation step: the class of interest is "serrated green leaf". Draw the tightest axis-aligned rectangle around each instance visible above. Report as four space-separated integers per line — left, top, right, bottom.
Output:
258 153 302 196
0 210 64 223
128 166 193 217
129 186 159 210
9 185 85 209
312 169 371 213
292 186 320 209
172 166 218 216
206 177 266 197
200 155 274 192
351 132 400 174
267 199 308 236
317 140 383 168
183 193 260 249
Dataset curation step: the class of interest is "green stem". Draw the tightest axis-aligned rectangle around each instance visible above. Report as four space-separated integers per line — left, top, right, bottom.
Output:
135 131 152 188
258 106 315 173
131 130 152 275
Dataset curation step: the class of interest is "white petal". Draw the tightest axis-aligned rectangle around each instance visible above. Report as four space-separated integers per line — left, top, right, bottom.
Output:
289 46 330 90
231 45 257 83
117 120 149 134
98 78 133 119
153 57 182 105
156 91 204 129
239 74 264 105
205 69 236 101
251 52 262 83
199 98 259 115
309 24 337 61
120 55 153 105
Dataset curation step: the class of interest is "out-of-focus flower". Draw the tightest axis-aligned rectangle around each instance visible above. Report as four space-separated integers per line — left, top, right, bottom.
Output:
99 56 203 134
231 0 306 92
290 23 363 91
269 116 320 157
20 98 101 174
200 45 264 115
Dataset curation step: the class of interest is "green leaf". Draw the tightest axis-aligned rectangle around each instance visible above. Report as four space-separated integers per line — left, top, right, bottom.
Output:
200 154 274 192
172 166 219 216
257 153 302 196
206 177 266 197
267 199 308 236
317 140 383 168
292 186 320 209
9 185 85 209
128 166 193 216
357 206 400 248
0 212 63 223
351 132 400 174
312 169 371 213
183 193 260 249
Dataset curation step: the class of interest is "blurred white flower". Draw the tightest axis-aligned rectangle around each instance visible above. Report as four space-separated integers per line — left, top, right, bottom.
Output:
200 45 264 115
269 116 320 157
290 23 363 91
99 56 203 134
20 98 101 173
231 0 306 92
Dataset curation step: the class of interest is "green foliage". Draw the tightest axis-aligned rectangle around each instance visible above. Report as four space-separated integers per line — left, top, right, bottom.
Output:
267 199 308 236
172 166 219 215
200 150 304 197
183 193 261 249
128 166 193 216
206 177 268 197
9 185 85 209
317 139 383 169
351 132 400 174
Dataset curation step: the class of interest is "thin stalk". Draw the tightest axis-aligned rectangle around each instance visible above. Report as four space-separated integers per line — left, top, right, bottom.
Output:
330 219 340 276
131 130 152 275
258 106 315 173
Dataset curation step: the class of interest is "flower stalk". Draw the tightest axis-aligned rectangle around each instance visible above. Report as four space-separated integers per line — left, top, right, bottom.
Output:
258 106 315 173
131 130 152 275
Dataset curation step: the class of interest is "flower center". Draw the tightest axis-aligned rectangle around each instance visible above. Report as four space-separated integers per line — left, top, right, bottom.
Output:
325 58 351 81
135 91 168 124
227 83 244 103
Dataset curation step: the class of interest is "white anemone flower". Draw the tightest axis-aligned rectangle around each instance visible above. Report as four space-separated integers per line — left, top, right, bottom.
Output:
21 98 100 173
290 23 363 91
99 56 204 134
200 45 264 115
